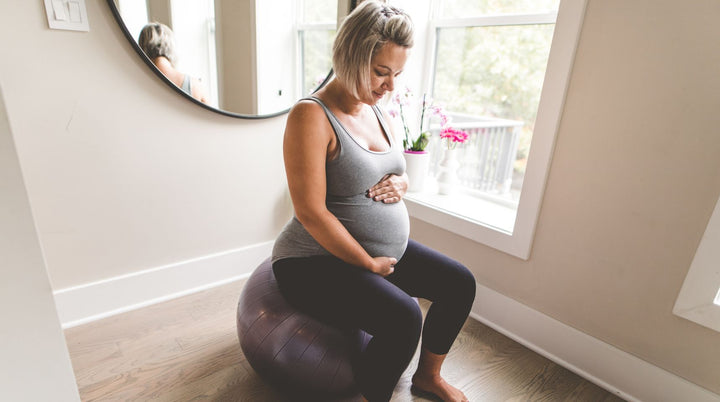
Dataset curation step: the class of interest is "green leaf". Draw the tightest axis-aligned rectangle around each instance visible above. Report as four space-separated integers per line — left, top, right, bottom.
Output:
410 132 430 151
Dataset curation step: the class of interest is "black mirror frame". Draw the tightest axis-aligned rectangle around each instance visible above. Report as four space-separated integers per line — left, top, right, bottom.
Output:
106 0 333 119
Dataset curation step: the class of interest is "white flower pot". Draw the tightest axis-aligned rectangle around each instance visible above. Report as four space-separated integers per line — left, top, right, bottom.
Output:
403 151 430 192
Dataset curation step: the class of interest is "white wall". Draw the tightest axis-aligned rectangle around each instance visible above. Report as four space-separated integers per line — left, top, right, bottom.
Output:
0 84 79 401
0 0 291 293
410 0 720 395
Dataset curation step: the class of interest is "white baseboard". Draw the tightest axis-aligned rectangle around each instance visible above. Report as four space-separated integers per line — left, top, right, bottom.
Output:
470 282 720 402
54 241 273 329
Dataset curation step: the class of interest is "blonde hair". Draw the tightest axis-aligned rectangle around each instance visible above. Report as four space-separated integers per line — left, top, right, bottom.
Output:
332 0 414 100
138 22 178 66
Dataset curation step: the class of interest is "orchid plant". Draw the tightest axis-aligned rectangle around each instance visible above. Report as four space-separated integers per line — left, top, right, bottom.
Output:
388 87 468 152
388 88 437 152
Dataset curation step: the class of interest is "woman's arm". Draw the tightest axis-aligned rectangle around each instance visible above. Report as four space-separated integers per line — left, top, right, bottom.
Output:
190 77 209 104
283 101 396 276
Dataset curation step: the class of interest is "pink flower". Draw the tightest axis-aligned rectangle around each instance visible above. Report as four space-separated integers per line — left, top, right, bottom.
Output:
392 87 413 107
430 105 450 127
440 127 469 150
440 127 469 143
388 86 460 152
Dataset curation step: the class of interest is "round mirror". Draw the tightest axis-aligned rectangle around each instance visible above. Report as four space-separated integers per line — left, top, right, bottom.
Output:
107 0 346 119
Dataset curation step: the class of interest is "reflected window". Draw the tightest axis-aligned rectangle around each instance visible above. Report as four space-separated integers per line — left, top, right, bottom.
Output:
298 0 337 95
111 0 333 116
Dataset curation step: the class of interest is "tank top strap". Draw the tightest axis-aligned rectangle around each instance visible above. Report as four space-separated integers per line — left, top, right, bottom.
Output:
371 104 395 148
302 97 395 151
301 96 337 123
301 96 352 148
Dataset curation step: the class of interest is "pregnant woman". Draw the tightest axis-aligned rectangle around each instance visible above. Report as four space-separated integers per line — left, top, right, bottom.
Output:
271 2 475 401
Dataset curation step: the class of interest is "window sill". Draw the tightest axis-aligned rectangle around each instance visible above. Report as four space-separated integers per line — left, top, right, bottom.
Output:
404 181 525 258
405 186 517 235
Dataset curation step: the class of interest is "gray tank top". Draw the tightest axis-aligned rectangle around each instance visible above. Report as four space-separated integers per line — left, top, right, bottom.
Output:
271 97 409 263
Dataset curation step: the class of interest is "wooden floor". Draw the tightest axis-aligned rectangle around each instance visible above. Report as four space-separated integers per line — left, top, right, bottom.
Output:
65 279 625 401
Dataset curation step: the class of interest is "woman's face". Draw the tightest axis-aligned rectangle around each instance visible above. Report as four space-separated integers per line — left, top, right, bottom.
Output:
366 42 410 104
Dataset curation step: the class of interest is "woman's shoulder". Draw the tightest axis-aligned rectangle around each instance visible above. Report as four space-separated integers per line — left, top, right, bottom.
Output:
286 98 334 137
294 97 323 109
287 98 328 124
284 99 337 156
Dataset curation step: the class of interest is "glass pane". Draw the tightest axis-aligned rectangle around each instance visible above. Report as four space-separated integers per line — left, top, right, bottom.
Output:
431 24 555 200
439 0 560 17
302 0 337 24
301 29 335 95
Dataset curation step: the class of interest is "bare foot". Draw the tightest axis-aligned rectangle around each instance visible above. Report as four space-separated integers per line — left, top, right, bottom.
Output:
411 373 468 402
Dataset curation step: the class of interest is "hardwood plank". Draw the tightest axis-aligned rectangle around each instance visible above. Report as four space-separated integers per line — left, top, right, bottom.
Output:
65 279 625 401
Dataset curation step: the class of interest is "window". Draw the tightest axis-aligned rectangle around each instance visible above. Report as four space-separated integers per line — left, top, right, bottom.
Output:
673 195 720 333
398 0 588 259
297 0 336 96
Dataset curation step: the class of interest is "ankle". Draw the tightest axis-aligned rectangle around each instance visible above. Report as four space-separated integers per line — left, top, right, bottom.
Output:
412 371 443 385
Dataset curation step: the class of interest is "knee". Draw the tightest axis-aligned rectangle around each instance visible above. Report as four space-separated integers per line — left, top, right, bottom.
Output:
379 297 423 344
397 299 423 342
452 263 476 307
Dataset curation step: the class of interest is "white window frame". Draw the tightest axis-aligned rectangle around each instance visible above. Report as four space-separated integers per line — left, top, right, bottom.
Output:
405 0 588 260
673 195 720 332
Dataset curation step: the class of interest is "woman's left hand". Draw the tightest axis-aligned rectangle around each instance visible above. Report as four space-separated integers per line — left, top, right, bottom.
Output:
367 174 408 204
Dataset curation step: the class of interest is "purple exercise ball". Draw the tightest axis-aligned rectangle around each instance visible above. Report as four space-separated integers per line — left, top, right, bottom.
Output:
236 258 371 398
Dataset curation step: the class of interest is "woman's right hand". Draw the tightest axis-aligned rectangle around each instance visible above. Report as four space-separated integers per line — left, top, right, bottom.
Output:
371 256 397 277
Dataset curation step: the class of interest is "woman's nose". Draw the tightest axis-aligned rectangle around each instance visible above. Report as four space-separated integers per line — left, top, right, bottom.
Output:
384 76 395 91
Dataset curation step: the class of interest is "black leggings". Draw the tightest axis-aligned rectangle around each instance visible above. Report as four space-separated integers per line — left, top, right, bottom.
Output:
272 239 476 402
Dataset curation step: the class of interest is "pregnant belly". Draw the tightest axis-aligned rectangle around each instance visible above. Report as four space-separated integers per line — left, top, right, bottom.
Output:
328 194 410 260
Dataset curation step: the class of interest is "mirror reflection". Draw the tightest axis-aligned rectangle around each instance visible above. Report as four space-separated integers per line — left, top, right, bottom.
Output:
138 22 211 104
109 0 339 118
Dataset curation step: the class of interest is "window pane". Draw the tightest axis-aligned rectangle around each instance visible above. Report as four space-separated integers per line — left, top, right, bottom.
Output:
302 0 337 23
301 29 335 95
432 24 555 199
439 0 559 17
